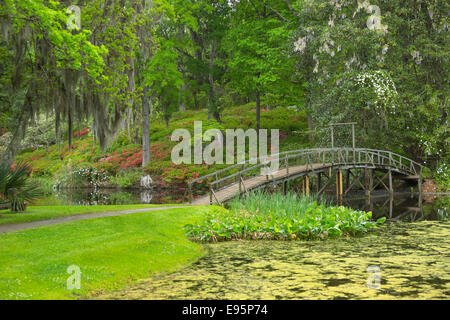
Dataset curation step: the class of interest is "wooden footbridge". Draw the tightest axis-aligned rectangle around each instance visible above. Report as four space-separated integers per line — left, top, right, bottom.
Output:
188 148 424 206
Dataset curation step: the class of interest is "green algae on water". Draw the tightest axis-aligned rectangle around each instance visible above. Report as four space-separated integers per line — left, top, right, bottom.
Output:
97 220 450 300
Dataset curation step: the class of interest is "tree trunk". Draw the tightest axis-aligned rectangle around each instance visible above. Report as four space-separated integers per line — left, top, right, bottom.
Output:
142 87 151 167
193 91 199 109
164 116 169 130
68 107 73 153
208 40 221 123
179 81 186 112
256 88 261 133
307 112 314 142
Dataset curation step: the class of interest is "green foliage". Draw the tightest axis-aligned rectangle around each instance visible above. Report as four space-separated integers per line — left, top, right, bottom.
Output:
435 163 450 191
15 102 309 189
292 0 449 163
224 3 302 106
106 133 132 154
109 169 143 188
0 162 41 212
54 164 109 189
184 191 385 242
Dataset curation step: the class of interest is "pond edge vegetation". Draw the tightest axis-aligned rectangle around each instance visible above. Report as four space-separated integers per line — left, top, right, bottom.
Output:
184 192 386 242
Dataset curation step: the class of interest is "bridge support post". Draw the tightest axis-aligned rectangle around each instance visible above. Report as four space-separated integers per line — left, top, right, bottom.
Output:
336 171 339 200
306 176 310 197
336 170 343 201
388 169 394 194
239 174 242 195
365 169 372 196
282 180 288 195
418 175 423 208
317 173 321 194
346 170 351 192
209 185 213 205
389 193 394 219
418 175 423 194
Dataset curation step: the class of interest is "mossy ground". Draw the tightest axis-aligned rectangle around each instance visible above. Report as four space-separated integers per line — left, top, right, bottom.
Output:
98 220 450 300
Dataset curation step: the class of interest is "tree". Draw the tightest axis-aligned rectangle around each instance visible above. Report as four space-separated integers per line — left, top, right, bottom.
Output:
292 0 449 165
225 0 300 132
0 0 107 164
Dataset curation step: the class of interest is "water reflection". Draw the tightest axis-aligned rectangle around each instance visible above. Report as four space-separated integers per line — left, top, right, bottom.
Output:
37 188 180 206
335 192 448 222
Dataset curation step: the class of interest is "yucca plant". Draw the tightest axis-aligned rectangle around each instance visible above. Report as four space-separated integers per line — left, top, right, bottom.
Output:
0 162 42 212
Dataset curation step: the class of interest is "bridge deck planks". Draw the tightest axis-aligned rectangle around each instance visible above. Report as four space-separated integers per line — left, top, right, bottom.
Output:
192 163 326 206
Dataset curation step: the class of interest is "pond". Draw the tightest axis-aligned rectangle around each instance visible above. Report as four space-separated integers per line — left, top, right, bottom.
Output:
36 188 449 299
91 193 448 300
97 218 449 300
36 188 185 206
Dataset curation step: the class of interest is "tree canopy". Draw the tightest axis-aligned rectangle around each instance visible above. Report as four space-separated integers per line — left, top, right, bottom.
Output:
0 0 448 171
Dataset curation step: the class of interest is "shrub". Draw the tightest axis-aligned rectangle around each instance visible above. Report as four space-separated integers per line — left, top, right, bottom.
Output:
74 128 89 138
109 169 143 188
106 132 132 153
54 165 109 189
184 191 385 242
435 163 450 191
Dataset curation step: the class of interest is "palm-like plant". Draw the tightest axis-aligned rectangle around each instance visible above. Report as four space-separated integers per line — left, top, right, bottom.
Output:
0 162 41 212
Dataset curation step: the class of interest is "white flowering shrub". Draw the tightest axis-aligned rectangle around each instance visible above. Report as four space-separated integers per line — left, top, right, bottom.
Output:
435 163 450 191
54 165 109 189
355 70 398 114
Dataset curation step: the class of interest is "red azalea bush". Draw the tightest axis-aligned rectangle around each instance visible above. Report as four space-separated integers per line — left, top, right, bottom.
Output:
74 128 89 138
95 143 172 174
144 161 216 190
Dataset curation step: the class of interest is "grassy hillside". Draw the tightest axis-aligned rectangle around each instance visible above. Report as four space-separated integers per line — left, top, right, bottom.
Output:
16 103 310 192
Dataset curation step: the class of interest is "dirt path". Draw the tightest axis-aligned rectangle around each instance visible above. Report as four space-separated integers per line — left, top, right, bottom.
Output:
0 206 194 234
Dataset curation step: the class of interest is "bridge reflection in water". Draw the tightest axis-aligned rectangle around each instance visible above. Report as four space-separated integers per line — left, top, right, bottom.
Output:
333 192 446 222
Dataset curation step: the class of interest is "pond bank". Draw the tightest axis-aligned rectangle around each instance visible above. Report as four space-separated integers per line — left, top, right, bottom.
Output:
97 220 450 300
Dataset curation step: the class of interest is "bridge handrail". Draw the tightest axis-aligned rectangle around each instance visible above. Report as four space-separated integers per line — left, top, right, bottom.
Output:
188 148 318 185
188 148 423 187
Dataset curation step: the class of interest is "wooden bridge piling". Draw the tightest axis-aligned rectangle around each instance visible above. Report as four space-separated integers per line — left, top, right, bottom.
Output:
306 175 310 197
388 169 393 194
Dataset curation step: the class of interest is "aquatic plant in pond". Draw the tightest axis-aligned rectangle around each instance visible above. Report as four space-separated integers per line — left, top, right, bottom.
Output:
228 191 327 220
184 192 386 242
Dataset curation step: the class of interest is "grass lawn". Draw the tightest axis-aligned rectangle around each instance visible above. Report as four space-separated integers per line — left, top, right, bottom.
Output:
0 204 186 226
0 206 212 299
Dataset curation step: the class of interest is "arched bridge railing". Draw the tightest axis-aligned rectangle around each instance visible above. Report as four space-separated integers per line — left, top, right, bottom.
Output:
187 148 424 204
